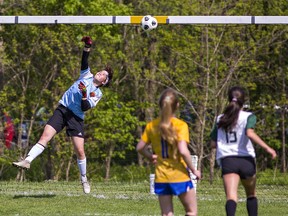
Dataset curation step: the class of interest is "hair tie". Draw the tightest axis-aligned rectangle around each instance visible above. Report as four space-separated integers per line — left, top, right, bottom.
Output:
232 98 237 102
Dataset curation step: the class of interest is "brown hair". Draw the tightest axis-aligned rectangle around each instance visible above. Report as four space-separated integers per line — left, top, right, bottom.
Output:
158 88 179 159
103 65 113 87
218 86 245 131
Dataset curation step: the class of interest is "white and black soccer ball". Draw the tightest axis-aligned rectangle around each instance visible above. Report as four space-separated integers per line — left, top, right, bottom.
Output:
141 15 158 31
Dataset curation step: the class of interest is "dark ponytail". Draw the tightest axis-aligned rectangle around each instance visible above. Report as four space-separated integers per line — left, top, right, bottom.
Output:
218 86 245 131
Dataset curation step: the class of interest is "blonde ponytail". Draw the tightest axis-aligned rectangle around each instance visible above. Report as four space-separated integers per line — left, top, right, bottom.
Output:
158 89 179 159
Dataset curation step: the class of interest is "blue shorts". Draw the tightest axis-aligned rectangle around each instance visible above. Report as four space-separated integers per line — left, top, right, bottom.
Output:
155 180 194 196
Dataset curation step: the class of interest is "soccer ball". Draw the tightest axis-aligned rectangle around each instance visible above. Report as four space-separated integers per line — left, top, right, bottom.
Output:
141 15 158 31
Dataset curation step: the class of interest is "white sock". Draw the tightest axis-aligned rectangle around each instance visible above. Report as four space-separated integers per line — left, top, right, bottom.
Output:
25 143 45 163
77 158 87 179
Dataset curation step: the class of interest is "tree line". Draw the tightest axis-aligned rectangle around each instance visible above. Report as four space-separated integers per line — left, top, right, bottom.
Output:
0 0 287 181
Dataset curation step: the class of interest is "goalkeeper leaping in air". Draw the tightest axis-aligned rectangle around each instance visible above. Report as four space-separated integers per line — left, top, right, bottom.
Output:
13 36 113 194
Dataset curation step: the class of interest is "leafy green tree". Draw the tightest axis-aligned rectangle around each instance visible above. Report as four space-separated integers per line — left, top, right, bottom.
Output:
85 91 142 180
0 0 132 180
0 0 287 182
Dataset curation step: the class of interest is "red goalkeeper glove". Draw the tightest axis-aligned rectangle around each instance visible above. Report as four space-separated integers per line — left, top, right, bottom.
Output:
78 81 87 98
81 36 92 48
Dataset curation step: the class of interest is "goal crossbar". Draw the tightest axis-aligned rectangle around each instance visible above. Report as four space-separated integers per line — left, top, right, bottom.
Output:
0 16 288 24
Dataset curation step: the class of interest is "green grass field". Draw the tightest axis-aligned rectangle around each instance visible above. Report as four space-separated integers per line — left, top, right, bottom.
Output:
0 180 287 216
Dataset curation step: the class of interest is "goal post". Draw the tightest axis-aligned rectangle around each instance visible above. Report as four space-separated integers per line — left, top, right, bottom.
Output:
190 155 198 191
0 16 288 24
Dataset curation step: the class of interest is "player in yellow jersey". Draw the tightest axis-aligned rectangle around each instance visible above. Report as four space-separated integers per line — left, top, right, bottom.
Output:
137 88 201 216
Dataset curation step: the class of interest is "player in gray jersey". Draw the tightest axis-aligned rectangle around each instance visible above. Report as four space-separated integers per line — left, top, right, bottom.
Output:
13 36 113 194
210 86 277 216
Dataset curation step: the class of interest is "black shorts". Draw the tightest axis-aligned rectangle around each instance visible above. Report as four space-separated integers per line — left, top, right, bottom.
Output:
46 104 84 138
221 156 256 179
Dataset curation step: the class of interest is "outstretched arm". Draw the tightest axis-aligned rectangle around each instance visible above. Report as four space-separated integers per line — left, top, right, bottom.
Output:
81 36 92 71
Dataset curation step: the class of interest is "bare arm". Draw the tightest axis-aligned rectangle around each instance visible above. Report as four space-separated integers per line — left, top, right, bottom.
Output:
136 140 157 164
246 128 277 159
210 140 217 149
178 140 201 179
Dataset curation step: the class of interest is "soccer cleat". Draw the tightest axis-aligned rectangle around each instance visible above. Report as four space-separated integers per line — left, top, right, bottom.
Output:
12 160 31 170
81 180 91 194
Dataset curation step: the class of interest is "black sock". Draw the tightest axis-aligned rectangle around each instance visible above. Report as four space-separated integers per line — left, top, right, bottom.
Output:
225 199 237 216
247 197 258 216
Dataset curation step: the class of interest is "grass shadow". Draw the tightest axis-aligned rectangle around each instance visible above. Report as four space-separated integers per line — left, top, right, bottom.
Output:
13 194 56 199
